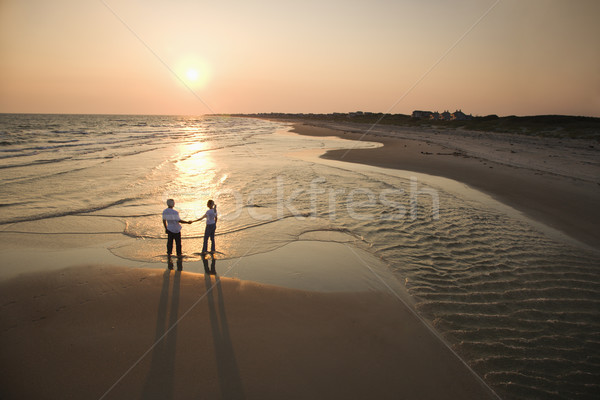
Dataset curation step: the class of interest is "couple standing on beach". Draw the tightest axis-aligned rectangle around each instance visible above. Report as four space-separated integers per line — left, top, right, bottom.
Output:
162 198 217 257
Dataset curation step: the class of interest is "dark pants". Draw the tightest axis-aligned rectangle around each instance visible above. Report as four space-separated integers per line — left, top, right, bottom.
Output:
202 223 216 253
167 230 182 255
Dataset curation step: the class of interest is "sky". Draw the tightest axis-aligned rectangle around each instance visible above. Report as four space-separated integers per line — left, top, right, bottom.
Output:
1 0 599 117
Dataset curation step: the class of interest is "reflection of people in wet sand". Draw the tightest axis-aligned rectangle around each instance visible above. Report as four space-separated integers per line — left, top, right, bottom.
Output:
168 256 183 271
202 253 216 275
162 199 193 257
195 200 217 255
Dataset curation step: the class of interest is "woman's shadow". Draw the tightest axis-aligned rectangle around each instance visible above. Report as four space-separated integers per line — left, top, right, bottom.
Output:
202 254 244 398
202 253 216 275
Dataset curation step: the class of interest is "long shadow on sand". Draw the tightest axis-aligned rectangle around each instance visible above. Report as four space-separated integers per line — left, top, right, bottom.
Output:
203 257 245 399
140 267 181 399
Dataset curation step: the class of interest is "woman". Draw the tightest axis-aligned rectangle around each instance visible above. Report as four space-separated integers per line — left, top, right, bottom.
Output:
196 199 217 254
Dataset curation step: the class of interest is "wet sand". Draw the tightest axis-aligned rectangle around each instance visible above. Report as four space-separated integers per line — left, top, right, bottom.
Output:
289 122 600 249
0 261 498 399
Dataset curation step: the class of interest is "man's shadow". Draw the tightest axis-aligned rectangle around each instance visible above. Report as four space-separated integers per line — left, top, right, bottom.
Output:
141 264 181 399
203 255 244 398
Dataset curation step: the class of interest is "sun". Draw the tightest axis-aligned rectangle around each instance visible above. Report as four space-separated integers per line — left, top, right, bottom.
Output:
176 57 211 89
186 68 199 82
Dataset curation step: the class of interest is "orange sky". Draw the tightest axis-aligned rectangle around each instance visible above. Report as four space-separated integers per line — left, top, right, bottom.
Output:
1 0 599 117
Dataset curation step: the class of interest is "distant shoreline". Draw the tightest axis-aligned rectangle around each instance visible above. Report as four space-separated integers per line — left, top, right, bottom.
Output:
224 112 600 140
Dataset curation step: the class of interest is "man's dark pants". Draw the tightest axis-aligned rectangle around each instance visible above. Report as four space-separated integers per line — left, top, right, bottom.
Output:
167 230 182 255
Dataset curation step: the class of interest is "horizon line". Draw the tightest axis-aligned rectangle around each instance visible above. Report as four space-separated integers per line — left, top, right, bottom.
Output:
1 111 600 119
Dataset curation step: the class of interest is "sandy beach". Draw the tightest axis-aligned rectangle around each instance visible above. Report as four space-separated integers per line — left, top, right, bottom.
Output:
0 259 497 399
289 121 600 249
1 115 598 399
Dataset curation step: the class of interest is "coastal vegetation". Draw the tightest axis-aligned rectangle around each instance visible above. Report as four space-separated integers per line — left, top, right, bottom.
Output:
229 112 600 140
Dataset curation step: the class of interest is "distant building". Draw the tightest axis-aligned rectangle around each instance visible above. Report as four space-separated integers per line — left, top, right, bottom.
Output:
413 109 473 121
451 109 472 120
412 110 434 119
347 111 365 118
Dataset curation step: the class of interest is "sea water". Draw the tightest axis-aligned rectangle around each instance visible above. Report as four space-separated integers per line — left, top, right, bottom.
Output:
0 114 598 399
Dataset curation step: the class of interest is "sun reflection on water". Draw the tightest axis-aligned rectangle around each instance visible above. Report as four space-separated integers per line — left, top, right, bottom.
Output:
169 139 225 236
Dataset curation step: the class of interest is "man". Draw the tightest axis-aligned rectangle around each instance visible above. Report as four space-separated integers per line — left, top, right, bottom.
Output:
162 199 192 257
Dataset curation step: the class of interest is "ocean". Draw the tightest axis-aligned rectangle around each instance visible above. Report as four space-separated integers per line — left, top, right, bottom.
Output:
1 114 598 399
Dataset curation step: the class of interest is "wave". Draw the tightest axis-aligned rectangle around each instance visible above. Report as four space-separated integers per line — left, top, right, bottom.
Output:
0 147 31 153
50 129 89 134
0 134 156 156
175 141 255 163
0 156 73 170
119 147 160 158
0 230 124 235
0 151 41 160
0 165 102 187
0 143 108 160
0 201 34 208
0 197 139 225
24 143 88 151
0 144 159 171
47 139 80 144
82 213 158 218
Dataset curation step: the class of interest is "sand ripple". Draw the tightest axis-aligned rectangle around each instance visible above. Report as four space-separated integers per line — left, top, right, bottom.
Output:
370 194 600 399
